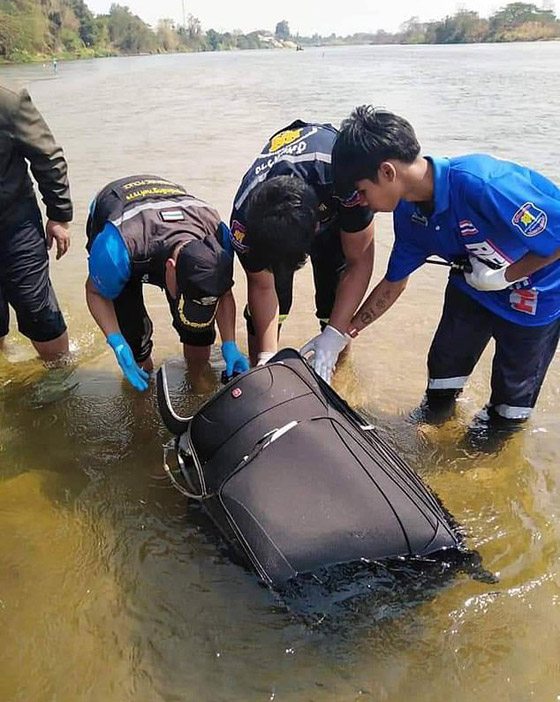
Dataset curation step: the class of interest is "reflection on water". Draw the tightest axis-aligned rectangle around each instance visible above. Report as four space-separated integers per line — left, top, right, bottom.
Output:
0 43 559 702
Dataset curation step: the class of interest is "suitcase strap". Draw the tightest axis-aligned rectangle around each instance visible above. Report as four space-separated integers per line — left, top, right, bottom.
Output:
163 439 204 499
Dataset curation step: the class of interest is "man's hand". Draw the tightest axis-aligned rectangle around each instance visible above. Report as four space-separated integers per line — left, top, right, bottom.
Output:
46 220 70 260
300 325 349 384
107 333 149 391
464 256 525 292
221 341 250 377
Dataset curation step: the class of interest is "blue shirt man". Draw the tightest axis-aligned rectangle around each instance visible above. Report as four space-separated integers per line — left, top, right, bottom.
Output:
333 106 559 436
387 155 560 326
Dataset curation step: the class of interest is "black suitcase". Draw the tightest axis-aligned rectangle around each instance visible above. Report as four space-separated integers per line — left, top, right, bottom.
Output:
157 349 463 587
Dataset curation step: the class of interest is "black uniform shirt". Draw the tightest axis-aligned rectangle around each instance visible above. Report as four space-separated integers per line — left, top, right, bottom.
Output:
230 120 373 272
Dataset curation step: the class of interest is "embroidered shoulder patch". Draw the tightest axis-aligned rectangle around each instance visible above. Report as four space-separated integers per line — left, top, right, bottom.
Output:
230 219 249 253
339 191 361 208
512 202 547 237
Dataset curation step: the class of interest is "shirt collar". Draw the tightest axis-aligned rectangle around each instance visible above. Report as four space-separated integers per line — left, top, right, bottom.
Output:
426 156 451 216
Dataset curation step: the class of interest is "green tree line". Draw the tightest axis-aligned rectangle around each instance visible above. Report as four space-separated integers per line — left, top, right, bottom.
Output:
321 3 560 46
393 2 560 44
0 2 297 61
1 1 559 62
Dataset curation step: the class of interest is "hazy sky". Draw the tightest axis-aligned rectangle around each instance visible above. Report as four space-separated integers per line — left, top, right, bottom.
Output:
85 0 544 35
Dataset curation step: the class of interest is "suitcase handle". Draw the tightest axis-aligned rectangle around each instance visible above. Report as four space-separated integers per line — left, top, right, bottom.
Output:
156 364 192 435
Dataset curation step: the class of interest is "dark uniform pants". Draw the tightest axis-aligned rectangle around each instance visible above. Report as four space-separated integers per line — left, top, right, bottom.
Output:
0 198 67 342
426 282 560 422
114 282 216 363
245 219 346 336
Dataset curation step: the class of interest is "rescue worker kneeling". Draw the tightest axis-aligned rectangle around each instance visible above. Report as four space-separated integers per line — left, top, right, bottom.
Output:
85 175 249 391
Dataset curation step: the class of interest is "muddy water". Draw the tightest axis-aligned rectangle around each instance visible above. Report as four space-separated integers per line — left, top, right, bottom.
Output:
0 43 558 702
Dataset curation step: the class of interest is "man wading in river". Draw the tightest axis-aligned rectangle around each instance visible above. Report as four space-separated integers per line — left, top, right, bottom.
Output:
85 175 248 391
0 83 72 362
230 120 375 383
333 106 560 440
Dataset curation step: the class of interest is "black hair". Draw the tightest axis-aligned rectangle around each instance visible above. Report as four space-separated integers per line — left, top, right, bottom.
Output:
245 175 319 272
333 106 421 194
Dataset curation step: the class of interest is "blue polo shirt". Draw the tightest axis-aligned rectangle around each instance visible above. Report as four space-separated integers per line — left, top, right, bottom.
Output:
386 155 560 326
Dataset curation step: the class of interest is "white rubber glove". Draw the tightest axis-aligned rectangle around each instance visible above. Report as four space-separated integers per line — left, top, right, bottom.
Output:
464 256 525 292
299 324 349 384
256 351 275 367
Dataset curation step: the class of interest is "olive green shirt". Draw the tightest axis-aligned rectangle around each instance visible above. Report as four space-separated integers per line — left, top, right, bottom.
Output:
0 83 72 221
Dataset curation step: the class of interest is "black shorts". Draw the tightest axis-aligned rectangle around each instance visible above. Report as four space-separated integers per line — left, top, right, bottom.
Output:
427 282 560 420
245 219 346 334
0 198 67 342
113 282 215 363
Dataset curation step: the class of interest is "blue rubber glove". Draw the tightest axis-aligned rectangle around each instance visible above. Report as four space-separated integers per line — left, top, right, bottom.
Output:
107 332 150 391
221 341 250 377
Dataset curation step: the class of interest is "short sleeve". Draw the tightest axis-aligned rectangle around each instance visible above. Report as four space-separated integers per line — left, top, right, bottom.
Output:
229 213 267 272
386 237 428 281
478 172 560 257
88 223 131 299
336 191 374 233
385 208 430 281
236 248 266 274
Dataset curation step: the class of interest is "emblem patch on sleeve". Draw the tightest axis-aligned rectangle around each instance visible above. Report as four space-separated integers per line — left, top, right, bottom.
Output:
339 191 362 208
512 202 547 237
230 220 249 253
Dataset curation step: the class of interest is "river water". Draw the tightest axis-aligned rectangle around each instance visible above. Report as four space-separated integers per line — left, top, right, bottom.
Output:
0 43 559 702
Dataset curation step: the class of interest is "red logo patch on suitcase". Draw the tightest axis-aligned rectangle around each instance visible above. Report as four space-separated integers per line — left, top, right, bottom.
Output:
232 388 243 398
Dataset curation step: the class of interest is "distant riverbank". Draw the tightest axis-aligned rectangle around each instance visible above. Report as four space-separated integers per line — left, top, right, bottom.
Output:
1 0 559 65
2 35 559 67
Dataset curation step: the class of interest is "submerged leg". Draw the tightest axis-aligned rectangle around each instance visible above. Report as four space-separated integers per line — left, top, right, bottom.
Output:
412 284 492 424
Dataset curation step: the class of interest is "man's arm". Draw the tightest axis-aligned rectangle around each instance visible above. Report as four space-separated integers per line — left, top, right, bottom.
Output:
11 88 72 259
506 248 560 281
85 277 149 391
348 276 409 337
85 277 120 336
12 88 72 223
328 222 374 332
466 247 560 292
246 269 279 361
215 289 236 342
216 289 250 376
299 221 374 383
